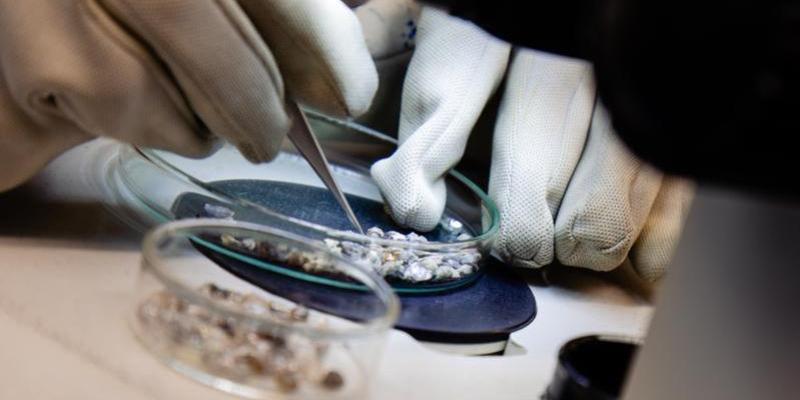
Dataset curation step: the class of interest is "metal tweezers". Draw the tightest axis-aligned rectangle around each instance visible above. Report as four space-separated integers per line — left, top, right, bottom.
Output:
285 102 365 235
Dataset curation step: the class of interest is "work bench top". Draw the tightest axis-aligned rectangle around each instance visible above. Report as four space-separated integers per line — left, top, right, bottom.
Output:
0 141 652 400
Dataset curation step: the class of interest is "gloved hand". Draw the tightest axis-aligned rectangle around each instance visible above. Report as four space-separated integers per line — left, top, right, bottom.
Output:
0 0 377 191
370 7 694 281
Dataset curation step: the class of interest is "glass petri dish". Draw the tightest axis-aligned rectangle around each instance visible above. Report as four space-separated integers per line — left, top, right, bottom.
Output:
104 110 499 293
132 219 400 399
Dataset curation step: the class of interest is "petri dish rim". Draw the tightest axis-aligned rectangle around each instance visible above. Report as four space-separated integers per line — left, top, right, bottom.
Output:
133 109 501 252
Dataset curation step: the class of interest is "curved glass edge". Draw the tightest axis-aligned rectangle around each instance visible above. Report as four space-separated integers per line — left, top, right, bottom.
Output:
142 219 401 340
136 110 500 250
192 235 484 295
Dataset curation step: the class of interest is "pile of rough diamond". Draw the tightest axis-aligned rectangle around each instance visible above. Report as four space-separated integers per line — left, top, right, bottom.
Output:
323 227 481 283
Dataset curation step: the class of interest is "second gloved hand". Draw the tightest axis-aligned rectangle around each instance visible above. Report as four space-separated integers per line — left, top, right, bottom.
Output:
370 7 693 281
0 0 377 191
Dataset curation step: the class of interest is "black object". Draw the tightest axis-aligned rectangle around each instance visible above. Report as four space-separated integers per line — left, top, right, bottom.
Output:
424 0 800 198
544 335 640 400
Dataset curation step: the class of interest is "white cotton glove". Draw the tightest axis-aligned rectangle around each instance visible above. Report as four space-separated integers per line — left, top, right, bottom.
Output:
370 6 694 280
0 0 377 191
370 7 511 229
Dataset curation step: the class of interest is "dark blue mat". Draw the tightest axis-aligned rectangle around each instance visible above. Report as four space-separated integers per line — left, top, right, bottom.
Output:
172 180 536 345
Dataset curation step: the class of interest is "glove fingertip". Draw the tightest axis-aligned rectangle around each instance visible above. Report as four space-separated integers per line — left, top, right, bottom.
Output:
554 213 634 272
371 157 445 232
631 258 666 282
492 211 556 269
233 115 290 164
338 62 379 118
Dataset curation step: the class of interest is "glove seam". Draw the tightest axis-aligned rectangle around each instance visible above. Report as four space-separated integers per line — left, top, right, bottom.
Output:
495 51 533 263
624 163 661 241
546 67 593 214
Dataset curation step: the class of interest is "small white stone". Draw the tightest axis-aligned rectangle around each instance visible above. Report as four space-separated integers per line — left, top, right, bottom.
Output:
220 233 240 247
242 294 271 315
323 239 343 256
204 203 235 219
402 263 433 282
456 233 473 241
386 231 407 241
419 256 442 271
195 322 232 353
434 266 456 280
456 264 474 276
378 260 404 276
443 257 460 267
383 247 407 261
340 241 363 255
364 250 381 267
445 219 463 232
366 227 384 238
241 238 257 251
406 232 427 242
458 252 481 264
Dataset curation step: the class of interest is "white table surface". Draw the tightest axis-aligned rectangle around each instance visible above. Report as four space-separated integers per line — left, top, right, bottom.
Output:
0 141 653 400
